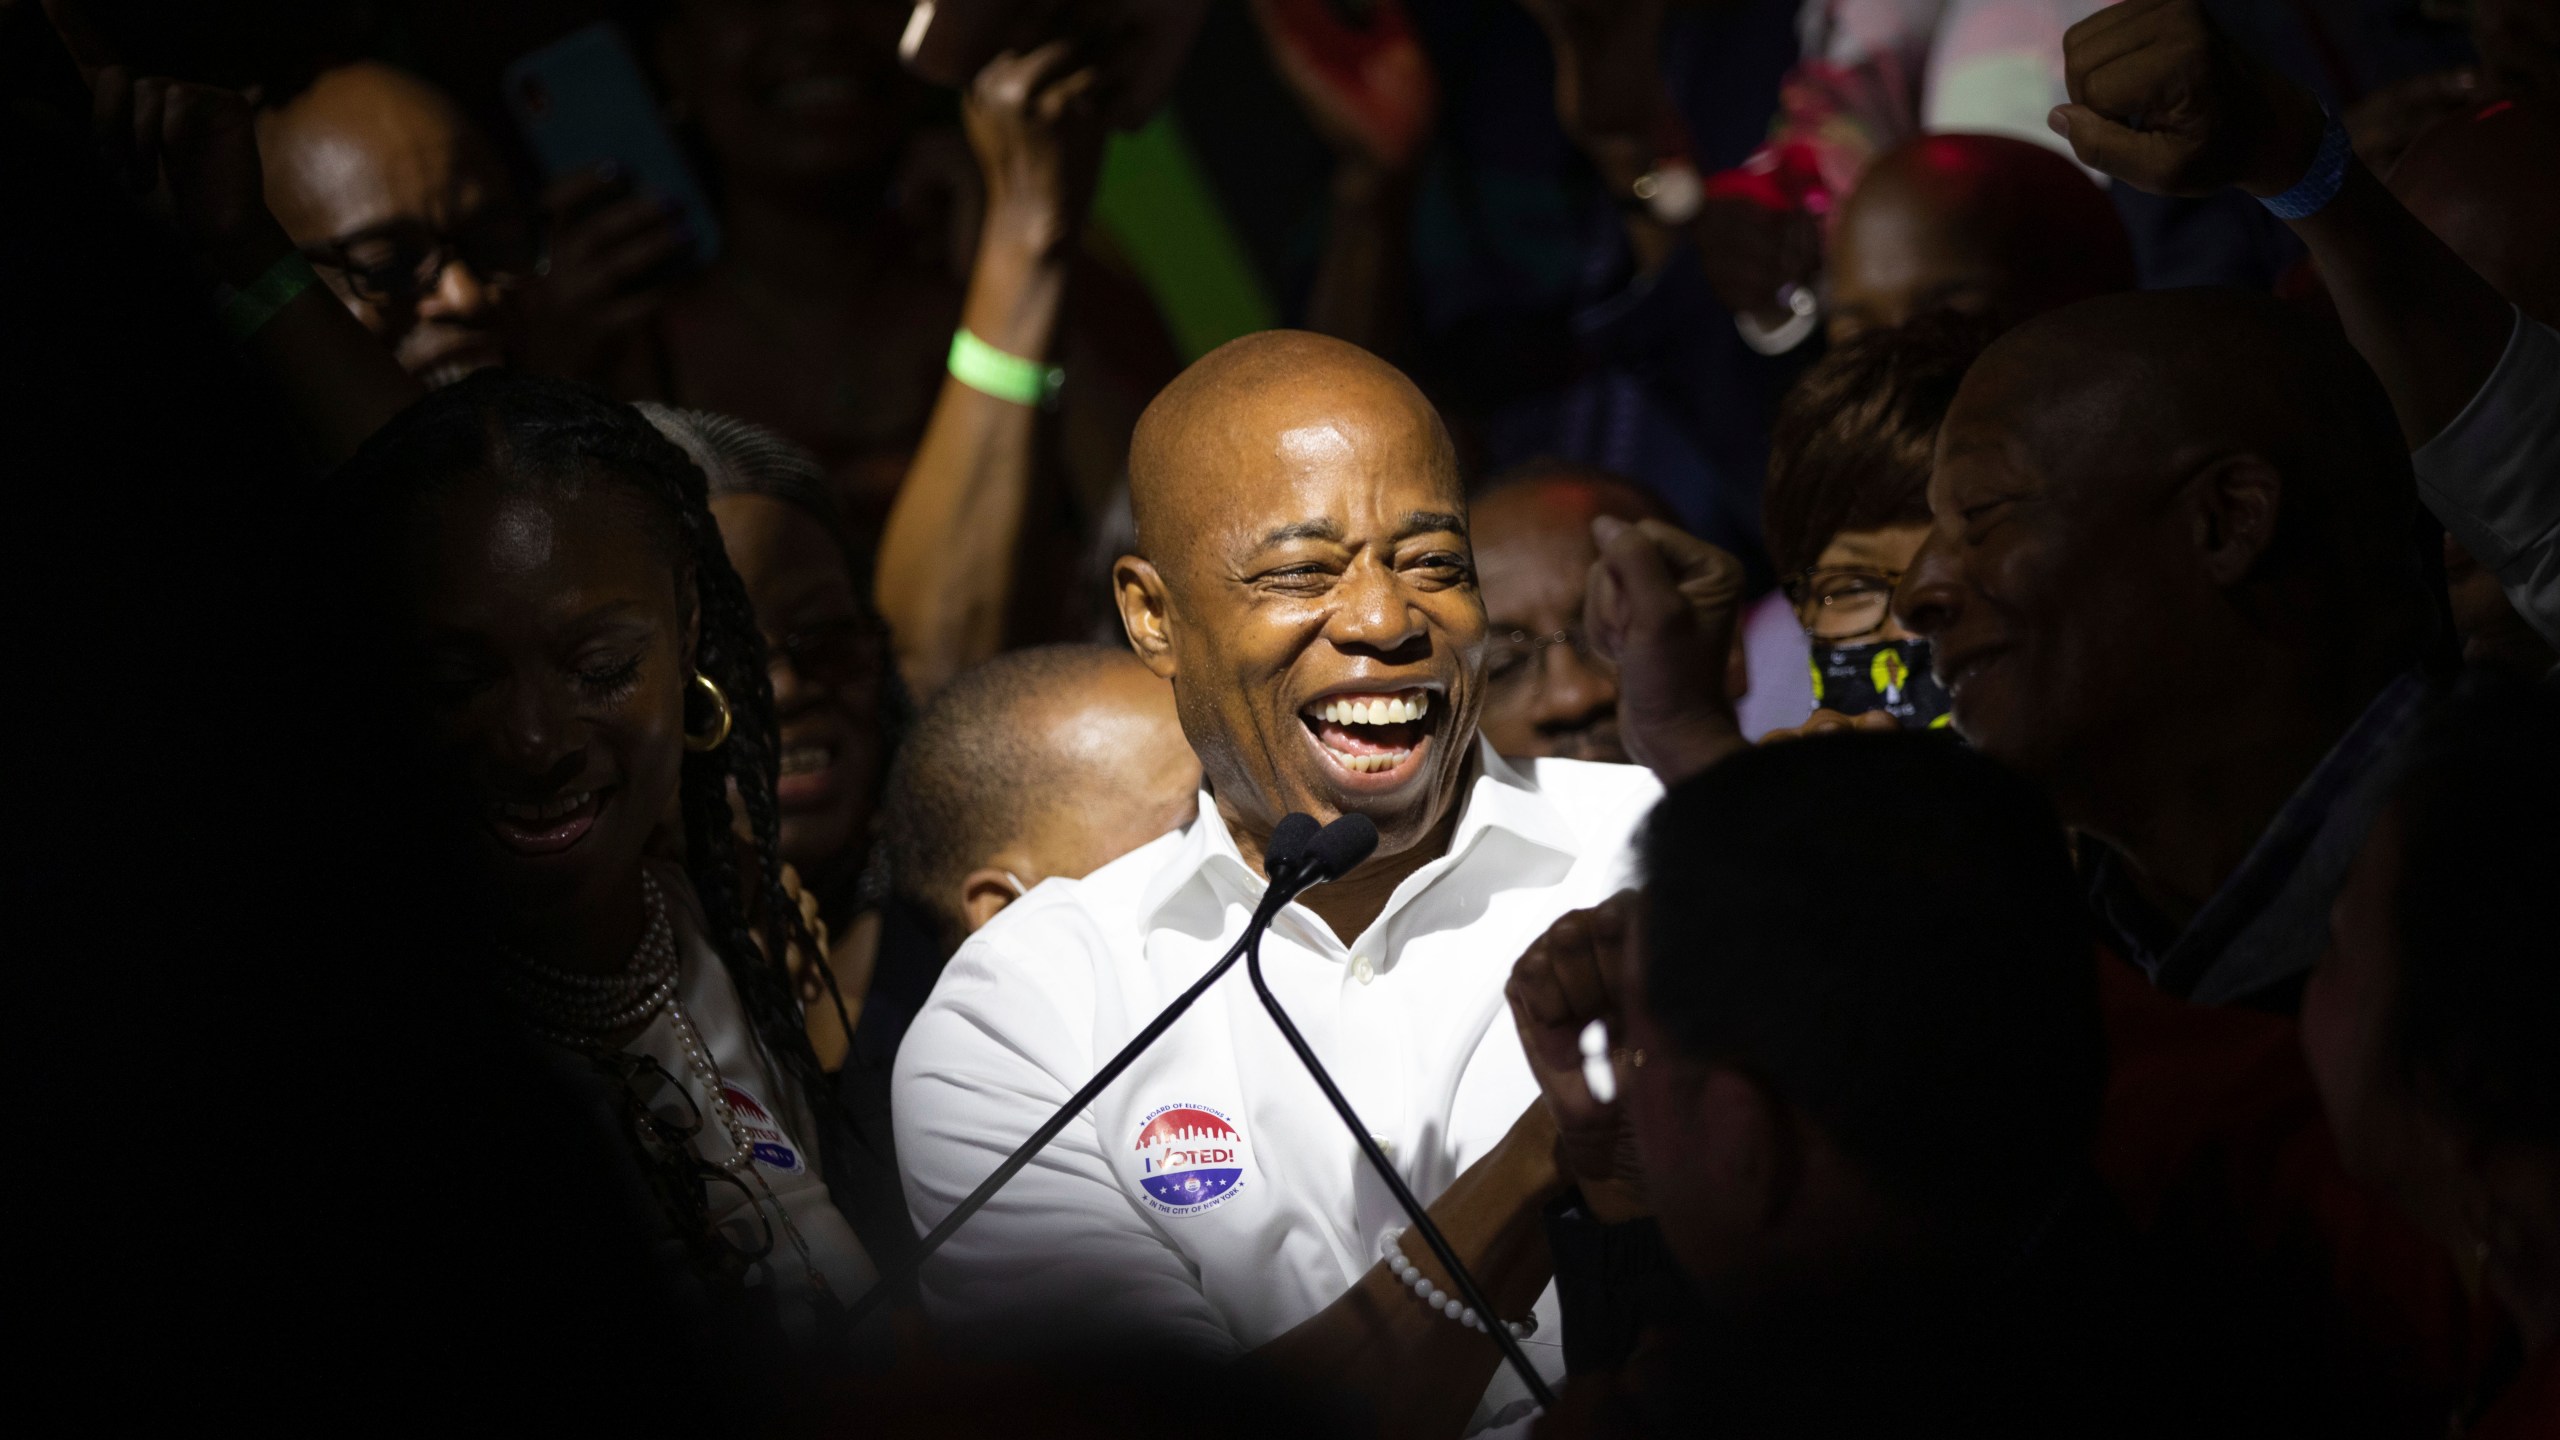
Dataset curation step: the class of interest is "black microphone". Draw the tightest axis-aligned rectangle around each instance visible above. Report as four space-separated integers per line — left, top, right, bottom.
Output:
1241 813 1558 1408
846 812 1340 1327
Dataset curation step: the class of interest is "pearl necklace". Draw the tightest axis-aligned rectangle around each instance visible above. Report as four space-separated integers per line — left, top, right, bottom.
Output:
662 983 834 1305
497 871 680 1045
498 869 835 1308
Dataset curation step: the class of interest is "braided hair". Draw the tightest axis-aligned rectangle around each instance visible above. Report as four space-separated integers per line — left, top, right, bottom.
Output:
639 402 917 875
337 371 857 1240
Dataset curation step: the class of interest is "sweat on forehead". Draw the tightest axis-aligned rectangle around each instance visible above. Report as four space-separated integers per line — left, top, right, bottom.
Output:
1125 331 1457 560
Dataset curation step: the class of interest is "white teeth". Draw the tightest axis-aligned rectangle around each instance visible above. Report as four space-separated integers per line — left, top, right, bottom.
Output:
1333 749 1414 774
779 744 834 777
1313 692 1431 726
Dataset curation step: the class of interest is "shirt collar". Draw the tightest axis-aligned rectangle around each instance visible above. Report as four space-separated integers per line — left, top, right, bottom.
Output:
2088 670 2432 1000
1136 736 1584 933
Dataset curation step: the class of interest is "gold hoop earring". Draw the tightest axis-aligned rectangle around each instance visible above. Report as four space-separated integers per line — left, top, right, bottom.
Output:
685 672 733 752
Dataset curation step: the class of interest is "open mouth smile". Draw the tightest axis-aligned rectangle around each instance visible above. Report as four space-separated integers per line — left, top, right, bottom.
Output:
487 787 611 857
1300 688 1438 788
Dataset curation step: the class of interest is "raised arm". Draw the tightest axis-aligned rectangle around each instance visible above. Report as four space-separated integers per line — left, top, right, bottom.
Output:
874 43 1101 702
1251 0 1433 358
2046 0 2513 448
81 66 420 466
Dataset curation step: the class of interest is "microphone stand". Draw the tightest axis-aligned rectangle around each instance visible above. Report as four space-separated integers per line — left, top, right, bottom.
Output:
843 823 1324 1328
1243 917 1560 1409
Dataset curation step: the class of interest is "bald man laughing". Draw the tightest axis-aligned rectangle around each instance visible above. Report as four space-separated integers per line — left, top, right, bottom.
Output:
892 333 1663 1433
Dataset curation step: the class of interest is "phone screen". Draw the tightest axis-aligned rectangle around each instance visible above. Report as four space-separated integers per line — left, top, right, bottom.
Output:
504 23 722 265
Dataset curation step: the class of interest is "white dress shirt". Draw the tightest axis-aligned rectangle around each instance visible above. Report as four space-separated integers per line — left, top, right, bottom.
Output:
2413 310 2560 655
893 741 1661 1425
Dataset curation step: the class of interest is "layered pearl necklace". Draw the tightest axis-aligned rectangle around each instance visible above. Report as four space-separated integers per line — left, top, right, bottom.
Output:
498 872 835 1309
498 871 682 1045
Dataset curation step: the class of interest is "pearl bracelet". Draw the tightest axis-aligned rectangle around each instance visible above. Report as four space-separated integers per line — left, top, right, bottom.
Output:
1379 1228 1537 1340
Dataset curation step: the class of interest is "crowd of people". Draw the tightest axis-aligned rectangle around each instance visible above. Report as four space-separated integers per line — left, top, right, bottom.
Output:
10 0 2556 1433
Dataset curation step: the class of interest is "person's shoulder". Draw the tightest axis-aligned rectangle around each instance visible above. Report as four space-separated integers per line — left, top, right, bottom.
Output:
934 827 1189 980
1512 755 1665 817
1495 754 1663 872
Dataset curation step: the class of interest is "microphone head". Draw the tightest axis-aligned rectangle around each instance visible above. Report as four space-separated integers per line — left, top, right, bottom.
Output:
1304 814 1380 883
1263 812 1321 879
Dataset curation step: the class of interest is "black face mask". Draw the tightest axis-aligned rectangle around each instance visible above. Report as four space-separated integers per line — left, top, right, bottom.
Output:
1807 637 1952 729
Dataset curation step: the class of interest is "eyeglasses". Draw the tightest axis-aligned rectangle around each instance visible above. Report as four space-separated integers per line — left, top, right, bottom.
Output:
302 212 540 309
592 1050 776 1265
1486 626 1615 695
766 618 889 688
1782 566 1904 643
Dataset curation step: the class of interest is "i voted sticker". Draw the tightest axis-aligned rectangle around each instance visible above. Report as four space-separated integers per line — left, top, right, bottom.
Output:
1130 1103 1249 1216
721 1081 806 1175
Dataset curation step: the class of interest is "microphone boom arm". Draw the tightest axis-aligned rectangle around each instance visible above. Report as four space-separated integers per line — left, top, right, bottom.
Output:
1243 930 1560 1409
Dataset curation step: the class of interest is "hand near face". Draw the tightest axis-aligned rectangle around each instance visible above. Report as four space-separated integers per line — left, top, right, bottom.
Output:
2048 0 2328 198
515 167 692 384
1584 516 1747 784
1507 895 1649 1222
83 66 282 272
966 40 1109 259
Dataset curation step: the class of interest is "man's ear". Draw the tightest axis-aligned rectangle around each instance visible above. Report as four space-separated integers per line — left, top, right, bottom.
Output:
2186 455 2285 587
1114 555 1177 679
1694 1064 1798 1232
959 867 1025 937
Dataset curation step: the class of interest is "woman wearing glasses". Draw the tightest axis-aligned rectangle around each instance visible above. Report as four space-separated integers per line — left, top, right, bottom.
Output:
1759 312 1999 741
339 371 902 1355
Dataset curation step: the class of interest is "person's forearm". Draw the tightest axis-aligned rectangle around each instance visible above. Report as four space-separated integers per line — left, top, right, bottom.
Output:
1304 159 1416 359
875 213 1068 701
2284 162 2513 448
1249 1104 1566 1438
208 222 422 469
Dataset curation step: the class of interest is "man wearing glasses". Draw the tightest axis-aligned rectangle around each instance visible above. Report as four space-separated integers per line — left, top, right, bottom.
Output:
258 62 536 388
1470 462 1681 764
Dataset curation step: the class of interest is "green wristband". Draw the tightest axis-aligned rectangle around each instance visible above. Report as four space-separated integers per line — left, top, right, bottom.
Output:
948 327 1063 409
214 252 322 343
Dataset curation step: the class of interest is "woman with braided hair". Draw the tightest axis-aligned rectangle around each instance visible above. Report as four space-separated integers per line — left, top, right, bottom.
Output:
641 406 946 1247
338 368 903 1351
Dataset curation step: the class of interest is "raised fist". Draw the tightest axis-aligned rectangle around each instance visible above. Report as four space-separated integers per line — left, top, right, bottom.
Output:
2048 0 2327 198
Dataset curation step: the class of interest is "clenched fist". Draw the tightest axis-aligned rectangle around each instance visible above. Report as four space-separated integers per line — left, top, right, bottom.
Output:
2048 0 2327 198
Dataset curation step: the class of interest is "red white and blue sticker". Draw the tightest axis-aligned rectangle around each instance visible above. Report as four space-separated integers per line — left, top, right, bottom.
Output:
1130 1103 1249 1216
722 1081 806 1175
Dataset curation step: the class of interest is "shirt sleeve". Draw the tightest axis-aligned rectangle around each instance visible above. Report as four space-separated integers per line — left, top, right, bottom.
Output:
2412 310 2560 651
891 918 1243 1360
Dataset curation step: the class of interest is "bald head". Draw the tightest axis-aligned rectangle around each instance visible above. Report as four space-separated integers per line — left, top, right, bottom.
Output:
258 62 522 384
1829 134 2137 342
1127 330 1459 568
1900 288 2426 791
880 645 1199 953
2389 98 2560 325
1972 289 2414 573
1113 331 1484 873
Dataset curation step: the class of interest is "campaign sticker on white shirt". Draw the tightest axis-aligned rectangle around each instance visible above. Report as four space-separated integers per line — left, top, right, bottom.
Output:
1130 1103 1249 1216
721 1081 806 1175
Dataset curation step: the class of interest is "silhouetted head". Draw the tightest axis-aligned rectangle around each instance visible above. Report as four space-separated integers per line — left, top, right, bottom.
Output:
1627 734 2102 1307
1828 133 2135 342
1896 289 2429 817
